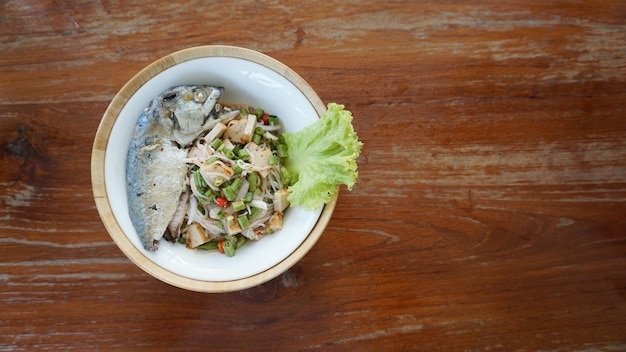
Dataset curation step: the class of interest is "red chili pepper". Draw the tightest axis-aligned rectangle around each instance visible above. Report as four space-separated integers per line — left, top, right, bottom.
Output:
261 113 270 125
215 197 228 208
217 241 225 253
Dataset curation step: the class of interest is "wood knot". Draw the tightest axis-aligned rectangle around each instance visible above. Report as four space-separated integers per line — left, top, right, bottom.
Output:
2 124 49 183
3 125 31 159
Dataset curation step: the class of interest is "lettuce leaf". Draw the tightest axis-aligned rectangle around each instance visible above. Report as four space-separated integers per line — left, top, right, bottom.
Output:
282 103 363 210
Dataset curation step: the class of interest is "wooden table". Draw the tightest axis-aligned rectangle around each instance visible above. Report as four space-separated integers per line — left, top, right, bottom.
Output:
2 1 625 350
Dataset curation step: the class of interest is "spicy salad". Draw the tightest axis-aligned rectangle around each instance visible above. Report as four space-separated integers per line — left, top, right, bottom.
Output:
177 106 291 257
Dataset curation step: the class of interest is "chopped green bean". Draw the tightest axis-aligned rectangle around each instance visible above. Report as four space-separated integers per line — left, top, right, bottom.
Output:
277 144 288 158
249 207 261 220
194 171 207 188
224 149 235 159
198 241 219 250
247 173 258 192
223 186 236 201
210 138 222 149
253 108 264 119
237 149 250 160
237 214 250 229
230 178 243 192
236 236 247 249
222 240 236 257
280 166 292 185
232 200 246 212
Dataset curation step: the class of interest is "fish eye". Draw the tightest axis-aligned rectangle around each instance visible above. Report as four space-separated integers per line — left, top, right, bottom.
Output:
192 88 207 103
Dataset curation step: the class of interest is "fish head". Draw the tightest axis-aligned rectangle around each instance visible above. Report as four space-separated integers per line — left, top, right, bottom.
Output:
157 85 224 146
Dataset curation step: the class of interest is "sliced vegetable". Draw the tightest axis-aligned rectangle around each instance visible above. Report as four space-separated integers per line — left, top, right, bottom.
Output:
280 166 291 185
232 200 246 212
247 173 258 192
222 240 236 257
277 144 288 158
215 197 228 208
237 214 250 229
198 241 219 251
237 149 250 160
210 138 222 149
222 186 237 202
236 236 247 249
249 207 261 220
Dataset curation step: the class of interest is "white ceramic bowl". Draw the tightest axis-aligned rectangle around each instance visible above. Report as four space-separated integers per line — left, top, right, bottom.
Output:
91 45 337 292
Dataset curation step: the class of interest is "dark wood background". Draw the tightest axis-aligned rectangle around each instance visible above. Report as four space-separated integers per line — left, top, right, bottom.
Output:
1 1 625 350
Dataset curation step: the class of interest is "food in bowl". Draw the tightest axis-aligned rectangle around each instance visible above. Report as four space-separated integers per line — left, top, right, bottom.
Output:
126 84 293 255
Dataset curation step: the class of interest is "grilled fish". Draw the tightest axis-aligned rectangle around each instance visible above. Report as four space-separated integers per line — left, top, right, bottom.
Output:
126 85 238 251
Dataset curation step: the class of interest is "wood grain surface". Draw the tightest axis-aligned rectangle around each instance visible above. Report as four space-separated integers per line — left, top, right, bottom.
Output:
1 1 625 351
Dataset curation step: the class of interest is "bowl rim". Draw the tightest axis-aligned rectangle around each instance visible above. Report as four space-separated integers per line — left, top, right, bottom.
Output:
91 45 337 293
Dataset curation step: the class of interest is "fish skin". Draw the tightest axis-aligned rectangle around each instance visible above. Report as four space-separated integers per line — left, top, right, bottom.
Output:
126 85 236 251
127 140 187 250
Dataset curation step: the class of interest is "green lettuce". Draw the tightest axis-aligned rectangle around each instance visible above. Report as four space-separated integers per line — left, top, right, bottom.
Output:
282 103 363 210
